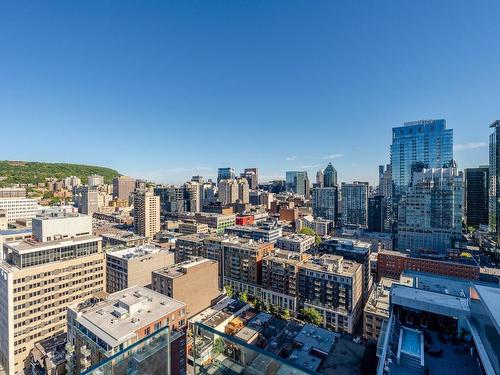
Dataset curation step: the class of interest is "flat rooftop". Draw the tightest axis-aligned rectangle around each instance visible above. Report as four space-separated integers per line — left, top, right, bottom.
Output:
4 234 100 253
364 278 394 317
300 255 360 276
401 270 471 298
294 324 337 355
391 284 470 318
0 228 32 236
153 257 214 278
278 234 315 243
326 237 371 250
106 244 164 260
71 286 185 348
473 284 500 332
101 231 146 241
35 211 86 220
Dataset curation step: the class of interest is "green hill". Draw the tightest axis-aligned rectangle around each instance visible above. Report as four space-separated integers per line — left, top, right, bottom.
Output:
0 160 121 185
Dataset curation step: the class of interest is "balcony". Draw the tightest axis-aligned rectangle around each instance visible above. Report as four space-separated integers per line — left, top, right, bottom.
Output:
192 322 315 375
81 327 175 375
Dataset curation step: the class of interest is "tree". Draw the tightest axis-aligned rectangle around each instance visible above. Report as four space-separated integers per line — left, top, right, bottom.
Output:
299 227 315 236
300 307 323 326
239 291 248 303
279 308 292 320
314 234 321 245
268 303 277 316
213 338 225 356
225 284 234 298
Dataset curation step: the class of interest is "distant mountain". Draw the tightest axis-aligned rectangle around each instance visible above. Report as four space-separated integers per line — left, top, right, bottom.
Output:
0 160 120 185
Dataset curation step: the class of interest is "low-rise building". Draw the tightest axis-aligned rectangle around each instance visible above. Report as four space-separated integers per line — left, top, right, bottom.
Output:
276 234 315 253
152 258 221 318
100 230 148 248
178 220 209 235
105 244 175 293
224 222 282 243
377 249 480 281
180 212 236 234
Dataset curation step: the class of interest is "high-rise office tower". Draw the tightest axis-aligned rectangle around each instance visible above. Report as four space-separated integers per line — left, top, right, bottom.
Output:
312 187 338 221
217 167 235 183
316 169 324 188
341 182 369 227
236 177 250 203
0 212 105 375
133 190 160 239
154 186 184 216
242 168 258 190
489 121 500 240
285 171 310 196
87 174 104 187
390 120 453 219
218 179 238 205
368 195 387 232
464 166 489 228
378 164 392 198
73 186 99 216
323 162 338 187
397 166 463 253
112 176 136 201
183 181 201 212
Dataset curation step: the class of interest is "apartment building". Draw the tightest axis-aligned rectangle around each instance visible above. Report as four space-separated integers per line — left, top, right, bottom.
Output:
106 244 175 293
180 212 236 234
224 222 283 243
66 286 187 374
261 250 310 313
297 254 363 333
0 212 105 375
276 234 315 253
152 258 220 317
133 190 160 239
363 278 393 340
223 238 273 296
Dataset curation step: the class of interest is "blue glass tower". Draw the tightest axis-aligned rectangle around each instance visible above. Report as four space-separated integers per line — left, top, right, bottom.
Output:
391 119 453 193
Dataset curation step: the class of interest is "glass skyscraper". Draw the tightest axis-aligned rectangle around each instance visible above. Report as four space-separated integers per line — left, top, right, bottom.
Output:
285 171 310 196
323 162 338 187
391 119 453 192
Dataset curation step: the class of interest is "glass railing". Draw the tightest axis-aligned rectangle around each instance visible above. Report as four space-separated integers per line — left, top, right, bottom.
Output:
81 326 171 375
192 322 316 375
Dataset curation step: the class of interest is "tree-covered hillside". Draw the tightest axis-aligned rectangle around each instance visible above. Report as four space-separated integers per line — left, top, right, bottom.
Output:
0 160 120 185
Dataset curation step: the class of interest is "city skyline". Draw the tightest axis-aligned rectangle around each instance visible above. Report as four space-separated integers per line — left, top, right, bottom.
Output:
1 1 499 184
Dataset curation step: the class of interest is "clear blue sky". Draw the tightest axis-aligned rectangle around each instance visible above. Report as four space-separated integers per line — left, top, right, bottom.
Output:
1 1 499 185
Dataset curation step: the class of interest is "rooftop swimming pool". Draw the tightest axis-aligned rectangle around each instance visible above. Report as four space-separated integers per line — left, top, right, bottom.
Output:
400 327 422 357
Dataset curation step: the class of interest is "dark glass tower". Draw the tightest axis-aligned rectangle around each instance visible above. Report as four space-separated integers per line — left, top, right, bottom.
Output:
464 167 489 228
323 163 338 187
